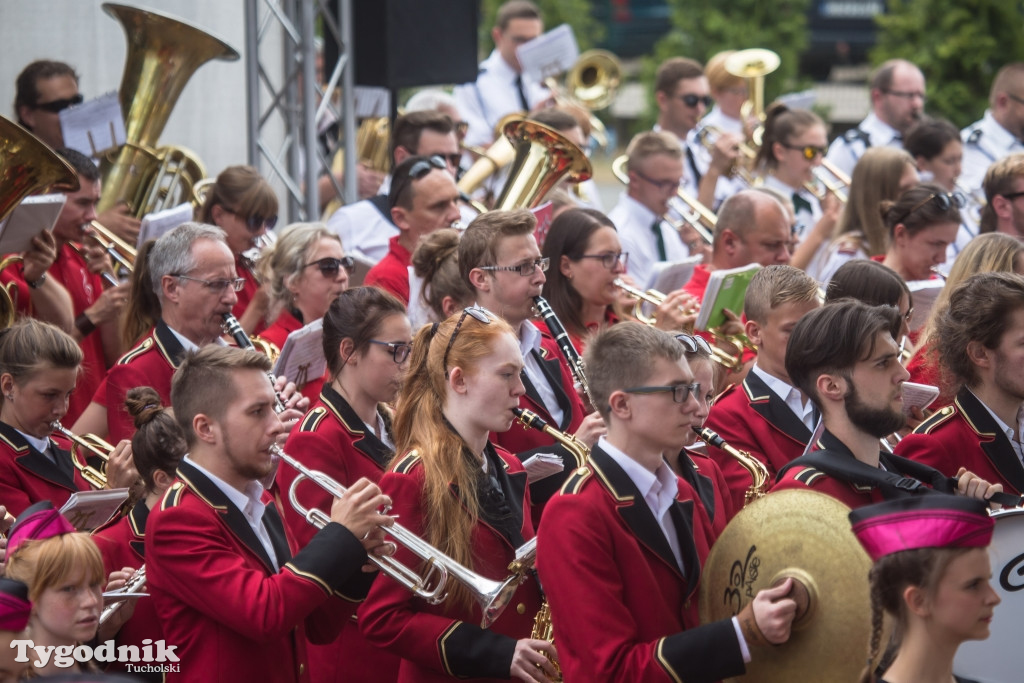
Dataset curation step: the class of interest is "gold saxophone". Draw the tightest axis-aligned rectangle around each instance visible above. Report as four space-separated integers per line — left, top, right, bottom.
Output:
531 601 561 681
694 426 770 507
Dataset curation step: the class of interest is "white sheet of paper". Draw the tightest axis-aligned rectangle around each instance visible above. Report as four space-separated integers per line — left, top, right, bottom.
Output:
354 87 391 118
0 194 66 254
521 453 564 483
138 202 194 247
517 24 579 82
59 488 130 532
648 254 704 293
902 381 940 416
59 92 125 159
273 318 327 388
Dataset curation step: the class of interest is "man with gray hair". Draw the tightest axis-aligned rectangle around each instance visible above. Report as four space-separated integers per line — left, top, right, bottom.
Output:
101 223 307 443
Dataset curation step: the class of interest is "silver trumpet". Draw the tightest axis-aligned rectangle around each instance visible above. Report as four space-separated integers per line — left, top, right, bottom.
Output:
278 446 530 628
99 566 147 626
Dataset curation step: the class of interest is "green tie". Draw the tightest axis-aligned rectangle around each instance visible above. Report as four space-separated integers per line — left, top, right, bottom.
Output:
792 192 813 215
652 219 667 261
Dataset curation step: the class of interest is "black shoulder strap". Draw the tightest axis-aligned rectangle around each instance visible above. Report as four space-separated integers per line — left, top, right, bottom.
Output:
368 194 396 225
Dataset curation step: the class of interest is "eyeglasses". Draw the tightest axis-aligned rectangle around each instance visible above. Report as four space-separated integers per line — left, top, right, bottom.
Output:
780 142 827 160
223 207 278 232
34 94 84 113
437 152 462 168
893 191 966 225
999 191 1024 201
623 382 701 404
676 93 713 108
577 252 629 270
303 256 355 278
368 340 413 364
479 257 549 277
172 274 246 292
675 333 713 356
882 89 926 102
902 307 914 323
632 169 681 193
443 306 492 377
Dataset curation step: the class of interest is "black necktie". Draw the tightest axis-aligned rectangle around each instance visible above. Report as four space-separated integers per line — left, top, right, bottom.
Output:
792 192 813 215
514 74 529 111
652 219 667 261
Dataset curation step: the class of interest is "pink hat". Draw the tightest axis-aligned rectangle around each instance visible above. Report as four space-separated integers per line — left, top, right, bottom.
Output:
6 501 75 557
0 578 30 631
849 496 994 562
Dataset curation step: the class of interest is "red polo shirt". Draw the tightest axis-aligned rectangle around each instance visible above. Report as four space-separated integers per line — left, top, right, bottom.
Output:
364 236 411 304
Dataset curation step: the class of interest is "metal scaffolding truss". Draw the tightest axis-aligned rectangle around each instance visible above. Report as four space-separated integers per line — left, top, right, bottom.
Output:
243 0 357 222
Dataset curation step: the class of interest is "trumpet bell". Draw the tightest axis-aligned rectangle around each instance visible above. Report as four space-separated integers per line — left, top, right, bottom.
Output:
0 115 80 223
493 120 592 210
724 48 781 80
566 50 622 111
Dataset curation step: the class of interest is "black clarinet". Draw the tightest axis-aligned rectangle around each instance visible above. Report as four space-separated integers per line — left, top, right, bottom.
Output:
533 296 595 407
222 312 285 413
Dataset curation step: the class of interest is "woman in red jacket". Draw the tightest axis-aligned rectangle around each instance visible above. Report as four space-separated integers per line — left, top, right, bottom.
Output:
359 306 558 682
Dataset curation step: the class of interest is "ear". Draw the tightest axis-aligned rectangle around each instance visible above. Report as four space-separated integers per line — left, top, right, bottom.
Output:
468 266 491 294
490 26 503 46
192 413 219 446
815 372 847 405
16 105 36 131
151 468 175 492
391 206 411 231
992 195 1013 222
559 253 574 279
338 337 357 367
744 319 763 347
393 146 411 166
285 272 302 298
607 389 630 420
655 90 668 112
903 584 931 618
447 365 468 396
441 295 459 319
162 274 182 305
720 228 740 255
892 223 908 244
771 141 785 162
966 339 992 370
0 373 14 398
210 203 230 228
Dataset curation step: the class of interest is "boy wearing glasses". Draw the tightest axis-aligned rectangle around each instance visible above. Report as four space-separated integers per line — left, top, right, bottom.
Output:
773 299 1002 509
100 222 306 442
897 272 1024 496
364 155 461 305
609 131 692 286
460 209 605 523
704 266 820 511
537 322 797 682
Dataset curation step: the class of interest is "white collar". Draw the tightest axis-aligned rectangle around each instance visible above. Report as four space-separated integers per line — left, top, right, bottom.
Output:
968 388 1024 443
518 318 543 355
165 323 228 353
981 109 1021 150
19 430 51 454
184 453 267 521
599 436 678 504
861 111 902 145
481 48 520 85
617 192 661 225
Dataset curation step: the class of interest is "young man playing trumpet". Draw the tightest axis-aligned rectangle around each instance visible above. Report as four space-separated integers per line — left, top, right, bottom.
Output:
146 345 394 683
772 299 1003 508
704 265 820 511
537 322 797 681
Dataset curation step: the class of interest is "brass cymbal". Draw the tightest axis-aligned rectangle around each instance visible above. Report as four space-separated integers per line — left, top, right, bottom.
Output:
700 489 877 682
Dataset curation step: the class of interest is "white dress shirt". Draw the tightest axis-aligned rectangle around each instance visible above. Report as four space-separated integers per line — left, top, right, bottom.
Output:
608 193 690 287
519 319 564 428
700 106 744 136
326 197 398 264
761 174 822 241
825 112 904 178
750 364 816 432
454 49 549 149
960 109 1024 195
183 454 280 571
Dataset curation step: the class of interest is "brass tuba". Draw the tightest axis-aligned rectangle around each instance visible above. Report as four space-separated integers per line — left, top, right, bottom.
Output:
0 115 80 327
724 48 780 125
97 3 240 217
493 120 592 210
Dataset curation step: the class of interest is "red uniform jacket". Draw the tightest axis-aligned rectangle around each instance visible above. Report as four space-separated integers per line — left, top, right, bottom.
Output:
358 445 543 683
679 448 735 540
494 330 587 528
256 308 326 404
103 321 186 443
896 387 1024 496
92 501 162 682
278 385 400 683
704 371 816 512
536 444 745 682
233 254 266 334
772 430 942 509
365 236 412 305
0 421 87 516
147 461 369 683
906 342 952 408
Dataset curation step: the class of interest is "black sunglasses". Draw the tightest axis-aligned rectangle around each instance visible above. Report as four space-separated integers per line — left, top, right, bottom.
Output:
392 155 448 206
303 256 355 277
780 142 827 160
675 333 713 356
443 306 492 378
223 207 278 232
677 93 713 108
34 94 84 114
893 191 966 225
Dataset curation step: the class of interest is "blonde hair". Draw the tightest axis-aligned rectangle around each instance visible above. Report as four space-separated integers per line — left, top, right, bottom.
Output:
744 265 820 324
256 222 341 310
392 310 516 610
705 51 744 92
834 147 916 256
625 130 683 172
6 533 104 603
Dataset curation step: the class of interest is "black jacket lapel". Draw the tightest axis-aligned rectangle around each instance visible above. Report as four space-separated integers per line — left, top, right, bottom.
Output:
590 445 686 579
127 500 150 559
531 349 573 430
1 422 78 491
668 500 701 596
676 451 716 523
154 319 189 367
744 372 812 444
321 385 394 469
956 388 1024 493
177 461 280 573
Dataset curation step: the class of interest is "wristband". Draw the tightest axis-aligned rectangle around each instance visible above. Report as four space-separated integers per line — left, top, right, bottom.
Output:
26 272 46 289
75 312 97 337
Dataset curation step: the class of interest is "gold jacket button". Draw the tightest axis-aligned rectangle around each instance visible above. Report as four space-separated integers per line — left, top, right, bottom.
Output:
516 603 526 614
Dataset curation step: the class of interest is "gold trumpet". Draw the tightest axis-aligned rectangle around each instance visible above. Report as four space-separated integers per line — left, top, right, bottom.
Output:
695 125 760 186
611 154 715 245
87 219 136 276
279 446 530 627
705 329 756 372
724 48 780 128
613 278 670 326
807 167 848 205
492 120 592 211
549 49 623 149
51 421 112 490
695 427 769 506
457 113 524 196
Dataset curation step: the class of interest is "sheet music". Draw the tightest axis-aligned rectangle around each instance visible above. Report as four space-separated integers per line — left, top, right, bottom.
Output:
59 488 130 532
649 254 704 292
273 318 326 388
0 194 66 254
907 279 944 333
354 87 391 118
59 92 125 159
522 453 564 482
517 24 579 82
138 202 194 247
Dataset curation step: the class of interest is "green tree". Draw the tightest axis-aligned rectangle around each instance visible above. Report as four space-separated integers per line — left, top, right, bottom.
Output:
635 0 811 131
872 0 1024 128
477 0 604 56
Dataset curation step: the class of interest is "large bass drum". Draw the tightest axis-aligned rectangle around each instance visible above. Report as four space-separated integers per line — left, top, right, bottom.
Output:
953 507 1024 682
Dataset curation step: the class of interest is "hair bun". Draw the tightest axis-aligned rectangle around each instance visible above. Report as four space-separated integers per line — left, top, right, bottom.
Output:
125 386 165 429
